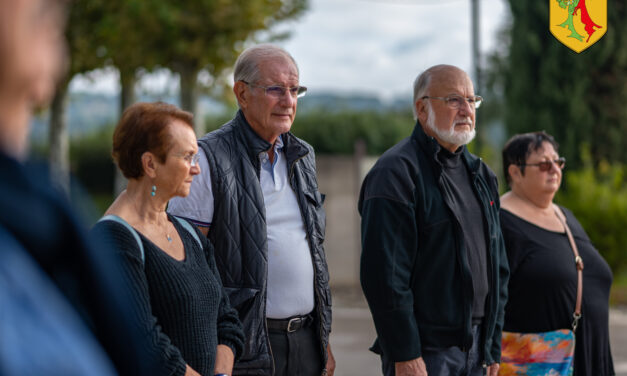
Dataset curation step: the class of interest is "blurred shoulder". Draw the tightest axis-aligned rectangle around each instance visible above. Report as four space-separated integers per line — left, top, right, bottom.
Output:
558 205 591 240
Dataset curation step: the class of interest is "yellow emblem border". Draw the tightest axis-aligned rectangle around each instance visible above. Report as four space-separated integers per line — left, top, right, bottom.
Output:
549 0 607 53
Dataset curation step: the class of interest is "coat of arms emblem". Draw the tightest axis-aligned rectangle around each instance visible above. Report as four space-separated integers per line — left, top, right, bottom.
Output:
549 0 607 53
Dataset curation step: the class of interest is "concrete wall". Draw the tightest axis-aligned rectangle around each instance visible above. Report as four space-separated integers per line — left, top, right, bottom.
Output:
316 155 377 289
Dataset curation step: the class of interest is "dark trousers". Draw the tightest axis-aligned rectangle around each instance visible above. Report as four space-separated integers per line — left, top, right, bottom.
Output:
381 325 485 376
268 321 323 376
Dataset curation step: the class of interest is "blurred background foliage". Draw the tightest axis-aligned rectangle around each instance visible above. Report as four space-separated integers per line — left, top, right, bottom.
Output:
555 146 627 273
484 0 627 170
554 147 627 304
556 145 627 272
290 110 414 155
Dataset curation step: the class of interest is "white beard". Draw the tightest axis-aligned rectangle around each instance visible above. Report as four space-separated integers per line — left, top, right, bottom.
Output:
425 103 476 146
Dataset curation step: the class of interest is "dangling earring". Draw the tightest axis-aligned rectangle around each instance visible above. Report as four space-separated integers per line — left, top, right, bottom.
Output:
151 185 157 197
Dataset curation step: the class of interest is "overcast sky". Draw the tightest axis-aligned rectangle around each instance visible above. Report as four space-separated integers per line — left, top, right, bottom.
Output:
280 0 510 98
70 0 511 100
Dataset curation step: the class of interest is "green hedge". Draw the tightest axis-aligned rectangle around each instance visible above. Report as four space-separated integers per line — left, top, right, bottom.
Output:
206 109 416 155
291 110 414 155
70 125 115 195
555 147 627 274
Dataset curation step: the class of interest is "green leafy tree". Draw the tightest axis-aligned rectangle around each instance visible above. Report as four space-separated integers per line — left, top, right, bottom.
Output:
96 0 168 194
49 0 109 192
51 0 308 193
97 1 154 110
101 0 308 190
133 0 309 134
493 0 627 168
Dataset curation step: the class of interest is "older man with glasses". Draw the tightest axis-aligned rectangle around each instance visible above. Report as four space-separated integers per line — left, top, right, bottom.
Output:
168 44 334 376
359 64 509 376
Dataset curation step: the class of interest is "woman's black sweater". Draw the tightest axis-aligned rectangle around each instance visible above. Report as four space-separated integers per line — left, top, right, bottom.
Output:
92 215 244 376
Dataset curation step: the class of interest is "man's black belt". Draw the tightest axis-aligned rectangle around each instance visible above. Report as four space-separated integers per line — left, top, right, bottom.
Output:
267 314 313 333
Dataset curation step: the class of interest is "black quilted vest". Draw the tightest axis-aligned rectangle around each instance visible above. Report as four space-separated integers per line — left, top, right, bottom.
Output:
198 111 332 375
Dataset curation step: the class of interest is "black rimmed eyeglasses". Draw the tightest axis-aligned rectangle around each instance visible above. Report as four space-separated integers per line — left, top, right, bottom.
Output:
421 94 483 109
519 157 566 172
241 81 307 99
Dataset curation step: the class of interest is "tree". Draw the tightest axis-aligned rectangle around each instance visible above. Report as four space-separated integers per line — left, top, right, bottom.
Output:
49 0 109 192
150 0 309 134
101 0 308 192
51 0 309 193
493 0 627 168
96 0 166 194
97 0 168 111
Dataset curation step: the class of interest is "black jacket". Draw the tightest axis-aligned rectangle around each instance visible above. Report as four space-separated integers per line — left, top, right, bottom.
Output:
359 122 509 365
198 111 332 375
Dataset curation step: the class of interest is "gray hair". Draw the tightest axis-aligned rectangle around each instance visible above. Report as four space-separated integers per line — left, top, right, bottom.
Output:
233 44 299 84
412 69 433 120
412 64 467 120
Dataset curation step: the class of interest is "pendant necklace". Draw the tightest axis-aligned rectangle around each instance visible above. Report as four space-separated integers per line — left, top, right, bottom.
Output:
165 223 172 242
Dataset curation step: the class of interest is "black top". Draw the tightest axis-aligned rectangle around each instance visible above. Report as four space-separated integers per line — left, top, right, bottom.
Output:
0 152 157 375
438 147 489 321
501 208 614 376
92 215 244 376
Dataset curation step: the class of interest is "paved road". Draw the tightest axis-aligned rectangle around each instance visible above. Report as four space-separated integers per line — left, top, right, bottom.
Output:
330 298 627 376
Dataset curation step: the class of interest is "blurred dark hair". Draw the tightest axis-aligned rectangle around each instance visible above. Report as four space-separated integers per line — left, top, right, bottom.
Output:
112 102 193 179
502 131 559 186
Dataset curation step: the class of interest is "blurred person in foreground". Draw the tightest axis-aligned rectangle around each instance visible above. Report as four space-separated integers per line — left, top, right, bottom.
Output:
0 0 156 374
359 64 509 376
500 131 614 375
168 44 334 376
92 102 245 376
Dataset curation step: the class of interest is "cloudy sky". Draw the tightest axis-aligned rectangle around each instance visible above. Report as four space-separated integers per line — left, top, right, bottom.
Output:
279 0 510 99
71 0 511 100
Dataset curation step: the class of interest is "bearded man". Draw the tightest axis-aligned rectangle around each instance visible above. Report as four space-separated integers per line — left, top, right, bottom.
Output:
359 64 509 376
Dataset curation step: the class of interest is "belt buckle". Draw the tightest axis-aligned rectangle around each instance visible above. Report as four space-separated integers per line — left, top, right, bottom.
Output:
287 317 302 333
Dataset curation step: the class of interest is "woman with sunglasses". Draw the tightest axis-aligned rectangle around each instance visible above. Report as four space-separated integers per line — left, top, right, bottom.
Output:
500 131 614 375
92 102 244 376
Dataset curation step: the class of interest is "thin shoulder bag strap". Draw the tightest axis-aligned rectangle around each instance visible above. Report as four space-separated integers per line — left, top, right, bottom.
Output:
98 214 145 264
553 205 584 332
172 216 202 249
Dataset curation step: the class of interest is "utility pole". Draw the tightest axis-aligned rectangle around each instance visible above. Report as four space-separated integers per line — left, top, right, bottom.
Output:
471 0 483 150
471 0 481 94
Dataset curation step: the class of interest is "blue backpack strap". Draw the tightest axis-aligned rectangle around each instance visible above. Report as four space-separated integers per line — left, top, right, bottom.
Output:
98 215 145 264
172 216 202 249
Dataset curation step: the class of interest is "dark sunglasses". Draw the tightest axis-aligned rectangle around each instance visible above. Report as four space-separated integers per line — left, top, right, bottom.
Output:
519 157 566 172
